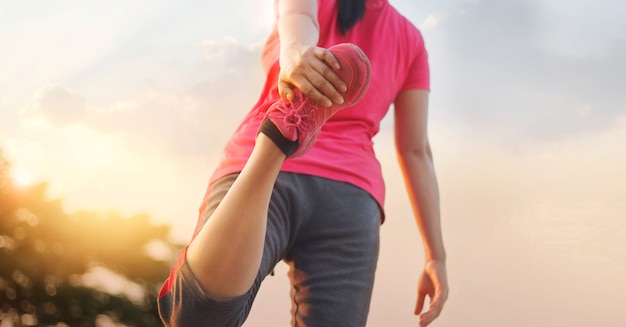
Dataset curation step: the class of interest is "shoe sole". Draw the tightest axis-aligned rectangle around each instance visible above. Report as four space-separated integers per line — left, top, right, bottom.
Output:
328 43 372 108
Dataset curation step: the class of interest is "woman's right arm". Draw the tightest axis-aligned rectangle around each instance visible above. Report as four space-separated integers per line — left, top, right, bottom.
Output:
276 0 346 106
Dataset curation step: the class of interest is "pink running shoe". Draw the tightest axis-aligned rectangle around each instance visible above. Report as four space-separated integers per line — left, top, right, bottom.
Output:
260 43 372 158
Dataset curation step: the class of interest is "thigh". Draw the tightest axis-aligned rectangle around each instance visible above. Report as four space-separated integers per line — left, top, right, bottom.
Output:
198 173 295 280
285 177 381 327
159 173 297 327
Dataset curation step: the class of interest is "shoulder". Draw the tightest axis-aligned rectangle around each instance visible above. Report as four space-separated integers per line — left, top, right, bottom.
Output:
393 7 425 46
385 6 427 63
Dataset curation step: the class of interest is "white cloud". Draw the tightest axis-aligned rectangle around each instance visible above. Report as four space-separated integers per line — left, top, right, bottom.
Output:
422 0 626 143
11 36 265 156
536 0 626 58
420 13 445 30
21 85 88 126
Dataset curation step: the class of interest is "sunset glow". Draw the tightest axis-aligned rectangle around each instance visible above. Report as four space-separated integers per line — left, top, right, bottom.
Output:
11 167 34 187
1 0 625 326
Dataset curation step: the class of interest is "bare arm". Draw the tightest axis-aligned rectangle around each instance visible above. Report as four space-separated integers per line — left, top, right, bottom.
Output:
394 89 448 326
277 0 320 47
276 0 346 106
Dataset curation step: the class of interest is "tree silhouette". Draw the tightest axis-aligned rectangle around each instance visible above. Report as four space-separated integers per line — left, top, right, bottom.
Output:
0 154 179 326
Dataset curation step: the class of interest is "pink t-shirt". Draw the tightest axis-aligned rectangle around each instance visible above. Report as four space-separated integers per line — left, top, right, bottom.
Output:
209 0 429 211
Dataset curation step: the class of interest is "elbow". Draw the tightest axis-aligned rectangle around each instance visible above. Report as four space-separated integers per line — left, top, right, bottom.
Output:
396 142 434 163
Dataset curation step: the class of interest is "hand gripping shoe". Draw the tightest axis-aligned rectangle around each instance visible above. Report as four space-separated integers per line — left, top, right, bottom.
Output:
259 43 372 158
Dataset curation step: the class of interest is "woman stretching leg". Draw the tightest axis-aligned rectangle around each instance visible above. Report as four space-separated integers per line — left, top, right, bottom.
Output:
158 0 448 326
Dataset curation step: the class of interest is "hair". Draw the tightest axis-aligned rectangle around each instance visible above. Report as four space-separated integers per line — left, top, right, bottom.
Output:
337 0 366 35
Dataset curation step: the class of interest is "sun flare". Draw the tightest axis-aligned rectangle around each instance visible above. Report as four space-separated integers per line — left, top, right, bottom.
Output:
11 167 34 187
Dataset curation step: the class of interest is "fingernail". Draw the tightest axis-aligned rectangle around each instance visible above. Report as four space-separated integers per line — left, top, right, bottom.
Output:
337 97 344 104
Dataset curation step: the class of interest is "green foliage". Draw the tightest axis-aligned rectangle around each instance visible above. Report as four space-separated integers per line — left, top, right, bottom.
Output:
0 156 178 326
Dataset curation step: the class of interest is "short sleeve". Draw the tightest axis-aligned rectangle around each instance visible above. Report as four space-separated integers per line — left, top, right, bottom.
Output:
400 35 430 91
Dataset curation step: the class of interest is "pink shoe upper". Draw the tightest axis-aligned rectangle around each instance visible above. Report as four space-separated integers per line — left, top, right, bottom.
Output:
265 43 372 157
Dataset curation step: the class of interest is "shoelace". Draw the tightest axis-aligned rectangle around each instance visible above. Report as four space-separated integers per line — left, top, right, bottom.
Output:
269 92 317 133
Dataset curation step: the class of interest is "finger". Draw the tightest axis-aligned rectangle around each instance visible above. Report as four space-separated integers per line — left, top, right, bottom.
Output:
278 81 295 101
429 291 447 312
420 307 441 327
290 75 333 107
419 293 445 326
420 313 435 327
304 68 344 105
313 59 348 93
314 47 340 70
414 288 426 315
312 49 348 96
429 284 449 312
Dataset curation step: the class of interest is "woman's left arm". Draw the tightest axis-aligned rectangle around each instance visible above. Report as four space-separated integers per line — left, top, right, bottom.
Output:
394 89 449 327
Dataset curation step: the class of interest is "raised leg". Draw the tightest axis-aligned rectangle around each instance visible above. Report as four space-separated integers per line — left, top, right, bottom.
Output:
186 133 286 299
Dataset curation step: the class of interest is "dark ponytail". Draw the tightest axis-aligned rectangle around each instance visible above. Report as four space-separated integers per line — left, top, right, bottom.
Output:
337 0 366 35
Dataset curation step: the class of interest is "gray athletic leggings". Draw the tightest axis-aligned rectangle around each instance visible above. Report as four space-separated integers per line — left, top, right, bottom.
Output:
158 172 381 327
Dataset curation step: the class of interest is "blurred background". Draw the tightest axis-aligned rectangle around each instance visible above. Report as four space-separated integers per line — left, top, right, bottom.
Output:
1 0 625 326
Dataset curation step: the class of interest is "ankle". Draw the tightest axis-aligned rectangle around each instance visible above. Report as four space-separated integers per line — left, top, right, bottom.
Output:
258 119 298 157
255 132 290 160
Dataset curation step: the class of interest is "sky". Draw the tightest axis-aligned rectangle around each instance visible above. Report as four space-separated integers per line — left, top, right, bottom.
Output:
1 0 626 326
